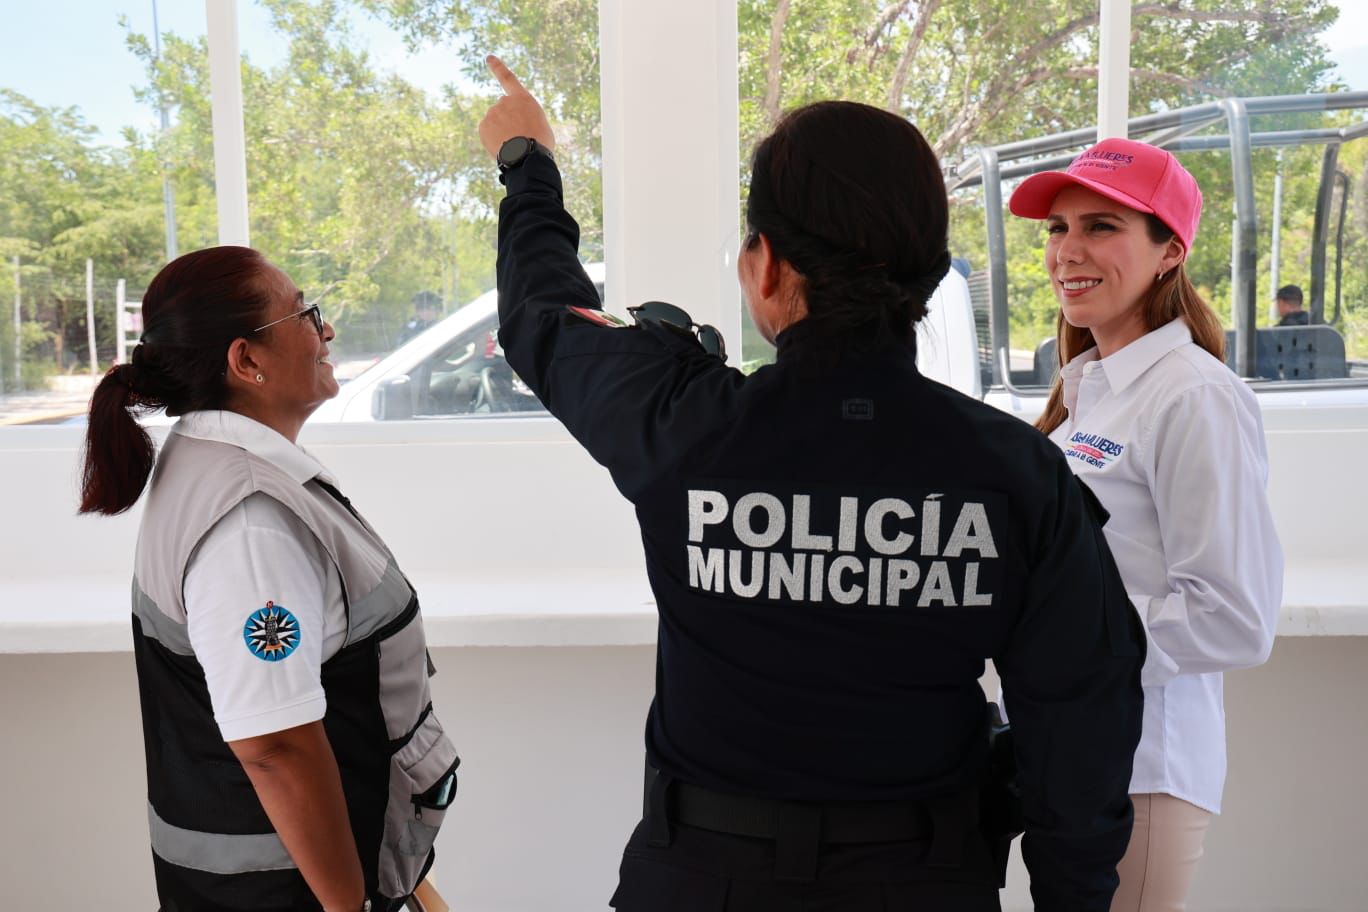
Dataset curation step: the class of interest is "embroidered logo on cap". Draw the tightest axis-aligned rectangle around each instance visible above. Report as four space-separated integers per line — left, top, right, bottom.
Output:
1071 149 1136 174
1065 431 1125 469
243 601 301 662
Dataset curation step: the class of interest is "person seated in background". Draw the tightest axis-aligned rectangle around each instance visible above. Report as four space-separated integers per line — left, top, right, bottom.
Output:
401 289 443 342
1276 284 1309 326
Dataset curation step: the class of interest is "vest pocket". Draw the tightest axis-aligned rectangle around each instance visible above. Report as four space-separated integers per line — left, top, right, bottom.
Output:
378 709 460 899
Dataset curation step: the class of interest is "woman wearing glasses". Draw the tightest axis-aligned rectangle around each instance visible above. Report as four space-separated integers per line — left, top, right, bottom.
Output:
80 246 457 912
481 58 1144 911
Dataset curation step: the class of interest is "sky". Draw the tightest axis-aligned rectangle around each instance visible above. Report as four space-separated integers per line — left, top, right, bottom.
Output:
0 0 468 146
2 1 1368 147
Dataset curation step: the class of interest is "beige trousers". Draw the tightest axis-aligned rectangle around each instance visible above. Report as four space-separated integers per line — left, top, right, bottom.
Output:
1110 793 1213 912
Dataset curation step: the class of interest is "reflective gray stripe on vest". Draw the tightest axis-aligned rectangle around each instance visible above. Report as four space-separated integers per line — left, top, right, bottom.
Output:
148 803 296 874
347 558 415 645
133 579 193 656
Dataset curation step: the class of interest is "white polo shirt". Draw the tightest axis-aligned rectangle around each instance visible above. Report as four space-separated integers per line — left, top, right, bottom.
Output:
176 411 349 743
1050 317 1283 814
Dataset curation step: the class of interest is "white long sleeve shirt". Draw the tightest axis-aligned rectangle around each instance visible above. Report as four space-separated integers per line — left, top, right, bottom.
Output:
1050 317 1283 813
178 411 349 742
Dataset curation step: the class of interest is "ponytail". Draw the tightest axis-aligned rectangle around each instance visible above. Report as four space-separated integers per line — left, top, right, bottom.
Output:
77 245 274 515
79 363 158 515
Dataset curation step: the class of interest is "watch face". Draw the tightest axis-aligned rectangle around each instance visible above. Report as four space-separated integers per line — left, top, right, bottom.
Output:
498 136 533 169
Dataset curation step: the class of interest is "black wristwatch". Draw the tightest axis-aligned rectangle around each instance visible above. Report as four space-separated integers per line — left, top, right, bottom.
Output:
497 136 553 174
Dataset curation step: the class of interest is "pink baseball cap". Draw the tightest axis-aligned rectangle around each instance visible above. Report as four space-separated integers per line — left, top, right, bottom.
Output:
1008 138 1203 251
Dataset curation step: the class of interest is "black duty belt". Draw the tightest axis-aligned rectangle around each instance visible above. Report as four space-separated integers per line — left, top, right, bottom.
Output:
672 779 933 844
643 764 973 882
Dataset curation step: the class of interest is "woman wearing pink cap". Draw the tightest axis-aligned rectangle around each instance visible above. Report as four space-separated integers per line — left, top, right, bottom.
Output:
1009 138 1284 911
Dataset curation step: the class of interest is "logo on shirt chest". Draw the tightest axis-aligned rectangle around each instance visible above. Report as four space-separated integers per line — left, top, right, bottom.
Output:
243 601 301 662
1065 431 1126 469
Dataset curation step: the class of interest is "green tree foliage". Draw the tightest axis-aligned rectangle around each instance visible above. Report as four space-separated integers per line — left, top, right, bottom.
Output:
0 89 170 385
2 0 1364 392
125 0 505 355
738 0 1353 359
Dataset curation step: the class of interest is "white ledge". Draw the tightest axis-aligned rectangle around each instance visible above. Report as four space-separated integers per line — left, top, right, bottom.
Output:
1 564 1364 654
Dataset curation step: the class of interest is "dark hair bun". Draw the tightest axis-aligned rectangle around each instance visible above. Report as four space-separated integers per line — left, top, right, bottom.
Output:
746 101 949 362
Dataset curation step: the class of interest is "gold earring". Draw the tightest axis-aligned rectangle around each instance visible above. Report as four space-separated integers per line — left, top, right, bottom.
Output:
256 374 264 384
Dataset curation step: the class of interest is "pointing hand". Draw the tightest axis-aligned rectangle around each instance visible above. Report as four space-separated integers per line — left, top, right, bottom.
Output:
479 55 556 160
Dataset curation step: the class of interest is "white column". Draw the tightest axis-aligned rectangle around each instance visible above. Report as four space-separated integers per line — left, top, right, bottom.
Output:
205 0 250 247
1097 0 1132 140
12 256 20 386
599 0 741 346
1270 149 1284 321
115 280 128 366
86 258 98 376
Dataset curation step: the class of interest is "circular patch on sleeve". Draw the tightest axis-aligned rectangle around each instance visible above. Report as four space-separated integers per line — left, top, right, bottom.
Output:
243 601 302 662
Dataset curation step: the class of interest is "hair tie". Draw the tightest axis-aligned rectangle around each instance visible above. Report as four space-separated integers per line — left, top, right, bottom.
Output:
895 250 952 301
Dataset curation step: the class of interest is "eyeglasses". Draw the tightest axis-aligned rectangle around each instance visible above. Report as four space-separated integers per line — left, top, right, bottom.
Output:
251 302 325 338
627 300 727 361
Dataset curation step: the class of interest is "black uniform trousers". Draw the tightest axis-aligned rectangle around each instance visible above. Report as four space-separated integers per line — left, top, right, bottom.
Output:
611 773 1001 912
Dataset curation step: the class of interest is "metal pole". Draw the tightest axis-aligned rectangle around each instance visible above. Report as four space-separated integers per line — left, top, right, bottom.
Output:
206 0 250 246
1270 149 1283 322
11 255 19 388
1221 98 1258 378
153 0 178 260
1098 0 1132 140
86 259 98 376
1310 144 1339 325
116 280 127 365
979 148 1009 387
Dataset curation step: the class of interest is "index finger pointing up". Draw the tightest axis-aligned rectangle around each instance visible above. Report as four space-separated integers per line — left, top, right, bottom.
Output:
486 55 528 96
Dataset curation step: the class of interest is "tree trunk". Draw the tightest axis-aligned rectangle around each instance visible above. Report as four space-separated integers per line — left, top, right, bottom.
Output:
887 0 942 112
763 0 793 128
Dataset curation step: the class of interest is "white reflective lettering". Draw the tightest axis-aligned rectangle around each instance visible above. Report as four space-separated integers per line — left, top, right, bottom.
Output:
828 556 864 605
728 549 765 598
687 545 725 592
809 553 827 600
733 493 786 549
791 495 833 551
867 557 883 606
944 502 998 558
918 560 957 607
768 552 806 600
688 490 729 542
963 562 993 606
885 560 921 607
837 497 859 552
864 497 915 555
920 495 942 556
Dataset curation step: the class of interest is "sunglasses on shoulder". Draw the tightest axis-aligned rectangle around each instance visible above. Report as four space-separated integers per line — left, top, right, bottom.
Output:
627 300 727 362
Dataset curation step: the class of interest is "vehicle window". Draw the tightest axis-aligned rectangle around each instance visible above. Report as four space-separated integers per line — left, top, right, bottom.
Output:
369 280 605 420
410 320 542 418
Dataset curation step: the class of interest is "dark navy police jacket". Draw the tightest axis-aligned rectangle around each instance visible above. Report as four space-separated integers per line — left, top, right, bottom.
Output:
497 153 1144 911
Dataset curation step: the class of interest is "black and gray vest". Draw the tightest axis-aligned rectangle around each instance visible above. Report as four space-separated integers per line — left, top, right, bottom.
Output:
131 431 458 911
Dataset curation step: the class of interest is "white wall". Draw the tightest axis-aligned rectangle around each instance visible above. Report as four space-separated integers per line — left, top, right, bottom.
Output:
2 639 1365 910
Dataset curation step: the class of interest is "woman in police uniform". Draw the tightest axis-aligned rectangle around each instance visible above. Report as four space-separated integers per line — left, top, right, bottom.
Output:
1010 140 1283 912
481 57 1144 911
80 246 457 911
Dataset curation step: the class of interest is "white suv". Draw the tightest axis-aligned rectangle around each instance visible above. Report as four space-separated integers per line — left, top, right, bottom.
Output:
309 261 981 423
